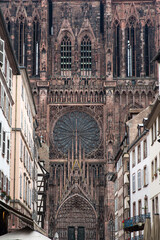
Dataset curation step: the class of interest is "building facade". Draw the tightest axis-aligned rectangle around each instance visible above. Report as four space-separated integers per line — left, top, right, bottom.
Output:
9 67 38 230
0 8 20 235
113 139 130 240
0 0 159 239
145 97 160 224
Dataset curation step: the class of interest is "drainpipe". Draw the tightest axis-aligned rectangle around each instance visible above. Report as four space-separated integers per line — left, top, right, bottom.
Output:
13 75 18 207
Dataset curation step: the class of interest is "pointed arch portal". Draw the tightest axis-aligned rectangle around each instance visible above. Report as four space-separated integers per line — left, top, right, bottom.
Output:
55 194 97 240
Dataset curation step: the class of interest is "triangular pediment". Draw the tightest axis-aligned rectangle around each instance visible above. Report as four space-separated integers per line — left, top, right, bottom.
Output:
112 7 120 25
78 18 95 41
126 3 139 24
57 19 75 43
16 5 27 21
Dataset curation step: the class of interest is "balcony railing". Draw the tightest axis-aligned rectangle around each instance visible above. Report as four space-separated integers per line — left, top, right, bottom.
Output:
123 213 150 232
131 235 143 240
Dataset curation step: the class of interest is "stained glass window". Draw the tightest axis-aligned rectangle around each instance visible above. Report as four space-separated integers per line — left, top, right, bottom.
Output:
53 111 100 157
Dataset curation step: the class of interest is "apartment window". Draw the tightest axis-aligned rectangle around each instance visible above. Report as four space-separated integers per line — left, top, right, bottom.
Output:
143 166 148 186
0 122 2 147
1 85 4 110
8 67 12 92
152 122 157 143
115 197 118 212
144 196 148 214
138 200 142 215
23 145 25 164
138 170 141 190
81 35 92 77
155 157 158 178
23 175 25 202
151 161 154 181
132 149 135 167
143 139 147 159
132 173 136 193
127 161 130 171
115 217 118 232
3 175 6 191
4 92 6 115
7 139 10 162
2 131 6 156
138 145 141 163
61 36 72 76
133 202 136 217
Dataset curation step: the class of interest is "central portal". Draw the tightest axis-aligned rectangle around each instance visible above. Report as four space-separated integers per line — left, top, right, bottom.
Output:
68 226 85 240
56 194 97 240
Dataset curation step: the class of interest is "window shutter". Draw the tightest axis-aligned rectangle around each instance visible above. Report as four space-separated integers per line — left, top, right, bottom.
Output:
4 176 6 191
23 176 25 201
142 170 144 187
8 180 10 195
7 139 10 161
1 86 4 110
20 174 21 198
2 131 6 155
10 105 12 126
6 98 8 120
146 167 149 185
9 67 12 91
0 39 4 70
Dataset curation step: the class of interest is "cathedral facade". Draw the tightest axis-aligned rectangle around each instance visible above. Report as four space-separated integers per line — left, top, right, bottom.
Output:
0 0 158 239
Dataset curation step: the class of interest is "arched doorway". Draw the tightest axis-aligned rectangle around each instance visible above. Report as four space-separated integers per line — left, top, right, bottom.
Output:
55 194 97 240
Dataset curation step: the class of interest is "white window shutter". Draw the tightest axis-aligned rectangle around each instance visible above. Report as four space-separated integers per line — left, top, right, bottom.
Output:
1 86 4 109
147 167 149 185
4 176 6 191
142 170 144 187
0 39 4 71
9 67 12 91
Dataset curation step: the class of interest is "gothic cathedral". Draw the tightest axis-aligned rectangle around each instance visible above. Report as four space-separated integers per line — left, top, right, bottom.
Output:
1 0 158 239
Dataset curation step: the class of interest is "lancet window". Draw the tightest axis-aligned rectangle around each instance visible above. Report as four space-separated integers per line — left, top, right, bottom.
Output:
144 20 153 77
126 16 141 77
113 20 120 77
81 35 92 77
33 18 39 76
61 36 72 76
18 15 25 66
